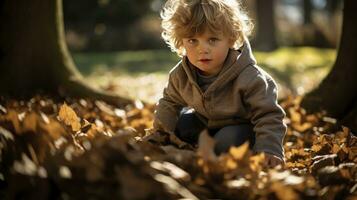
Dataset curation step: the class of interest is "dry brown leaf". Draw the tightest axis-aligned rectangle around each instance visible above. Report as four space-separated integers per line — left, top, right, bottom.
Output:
22 112 38 133
6 109 21 133
39 119 67 140
289 107 301 123
2 95 357 199
58 103 81 132
292 122 313 132
332 143 340 154
285 161 306 169
348 146 357 160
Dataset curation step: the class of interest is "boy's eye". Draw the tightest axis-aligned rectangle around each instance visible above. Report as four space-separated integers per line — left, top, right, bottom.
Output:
187 39 197 44
209 38 219 44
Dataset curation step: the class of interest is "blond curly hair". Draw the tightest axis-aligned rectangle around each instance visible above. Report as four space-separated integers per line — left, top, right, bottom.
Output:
161 0 253 56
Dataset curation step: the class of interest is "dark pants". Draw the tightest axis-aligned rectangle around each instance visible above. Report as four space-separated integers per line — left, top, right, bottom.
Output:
175 111 255 155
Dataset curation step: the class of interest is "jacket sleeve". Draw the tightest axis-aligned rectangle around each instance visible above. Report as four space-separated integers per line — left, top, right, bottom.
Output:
153 72 186 134
243 71 286 159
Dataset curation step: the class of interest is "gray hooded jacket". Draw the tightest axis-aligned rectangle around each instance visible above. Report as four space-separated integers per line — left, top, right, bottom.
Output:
154 41 286 158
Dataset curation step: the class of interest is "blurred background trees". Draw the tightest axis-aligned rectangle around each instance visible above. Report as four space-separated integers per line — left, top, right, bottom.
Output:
63 0 165 51
252 0 278 51
0 0 131 105
62 0 343 52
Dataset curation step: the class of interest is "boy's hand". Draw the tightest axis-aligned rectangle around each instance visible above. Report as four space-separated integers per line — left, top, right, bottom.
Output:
264 153 284 168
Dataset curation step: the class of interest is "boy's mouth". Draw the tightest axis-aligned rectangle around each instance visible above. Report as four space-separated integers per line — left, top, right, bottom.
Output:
199 59 212 63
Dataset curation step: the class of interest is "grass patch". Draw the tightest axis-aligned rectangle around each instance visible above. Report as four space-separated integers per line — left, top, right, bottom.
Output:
255 47 336 94
73 49 180 75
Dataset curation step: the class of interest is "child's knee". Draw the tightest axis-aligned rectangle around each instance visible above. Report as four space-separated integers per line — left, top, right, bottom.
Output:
175 111 205 144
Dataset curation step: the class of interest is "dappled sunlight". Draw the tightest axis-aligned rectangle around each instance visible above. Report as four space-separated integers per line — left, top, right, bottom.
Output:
81 47 336 102
255 47 336 71
86 70 168 103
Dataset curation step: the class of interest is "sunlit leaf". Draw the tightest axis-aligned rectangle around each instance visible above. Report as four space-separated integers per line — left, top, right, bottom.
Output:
58 103 81 132
229 142 249 161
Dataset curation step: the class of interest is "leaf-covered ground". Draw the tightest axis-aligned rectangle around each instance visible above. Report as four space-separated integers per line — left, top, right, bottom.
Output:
0 95 356 199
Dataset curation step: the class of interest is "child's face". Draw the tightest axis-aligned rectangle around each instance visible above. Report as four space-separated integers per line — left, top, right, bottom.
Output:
182 29 233 76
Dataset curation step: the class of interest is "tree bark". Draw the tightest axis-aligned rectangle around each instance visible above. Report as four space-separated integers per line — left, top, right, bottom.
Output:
326 0 341 15
254 0 278 51
0 0 131 106
301 0 357 132
303 0 312 25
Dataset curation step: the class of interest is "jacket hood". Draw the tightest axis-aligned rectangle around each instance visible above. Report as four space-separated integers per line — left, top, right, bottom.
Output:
181 39 257 92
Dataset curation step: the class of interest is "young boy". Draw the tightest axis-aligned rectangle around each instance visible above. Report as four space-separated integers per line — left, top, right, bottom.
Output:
153 0 286 167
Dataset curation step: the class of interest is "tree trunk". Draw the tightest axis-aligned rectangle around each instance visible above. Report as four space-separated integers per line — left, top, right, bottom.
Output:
301 0 357 132
303 0 312 25
254 0 277 51
326 0 341 15
0 0 131 106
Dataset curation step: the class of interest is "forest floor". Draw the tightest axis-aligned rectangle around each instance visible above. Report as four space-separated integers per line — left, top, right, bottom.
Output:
1 48 356 199
0 95 356 199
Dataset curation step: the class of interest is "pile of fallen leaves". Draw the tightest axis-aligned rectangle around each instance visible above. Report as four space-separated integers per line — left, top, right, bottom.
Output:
0 95 356 199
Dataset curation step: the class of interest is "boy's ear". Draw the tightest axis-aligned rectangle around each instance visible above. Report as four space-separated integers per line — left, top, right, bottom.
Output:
180 47 187 56
229 38 235 48
176 47 186 57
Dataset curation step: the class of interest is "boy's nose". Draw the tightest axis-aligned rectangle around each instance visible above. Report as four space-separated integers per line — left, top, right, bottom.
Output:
198 44 210 54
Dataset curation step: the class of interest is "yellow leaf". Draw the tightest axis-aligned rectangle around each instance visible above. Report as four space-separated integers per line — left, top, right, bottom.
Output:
229 142 249 161
58 103 81 132
286 162 306 169
250 153 265 172
225 158 237 170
